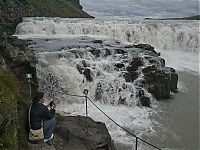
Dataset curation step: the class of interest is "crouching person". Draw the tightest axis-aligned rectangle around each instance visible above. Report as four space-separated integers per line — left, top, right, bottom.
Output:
27 91 56 143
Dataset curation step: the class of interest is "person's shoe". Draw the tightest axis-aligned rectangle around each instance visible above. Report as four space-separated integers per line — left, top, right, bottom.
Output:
43 134 54 143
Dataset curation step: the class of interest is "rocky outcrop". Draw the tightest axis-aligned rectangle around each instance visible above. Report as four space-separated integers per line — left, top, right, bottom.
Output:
0 0 93 34
0 0 35 34
122 44 178 102
76 41 178 107
27 116 116 150
0 28 38 97
0 28 38 149
0 27 37 96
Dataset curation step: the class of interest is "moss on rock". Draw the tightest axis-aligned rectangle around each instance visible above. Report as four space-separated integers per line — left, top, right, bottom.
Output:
0 70 19 150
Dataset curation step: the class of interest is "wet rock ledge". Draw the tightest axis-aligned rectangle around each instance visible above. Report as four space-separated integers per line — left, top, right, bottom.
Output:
28 115 116 150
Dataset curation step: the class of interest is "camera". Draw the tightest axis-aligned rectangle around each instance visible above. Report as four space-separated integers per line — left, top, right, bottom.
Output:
50 101 55 106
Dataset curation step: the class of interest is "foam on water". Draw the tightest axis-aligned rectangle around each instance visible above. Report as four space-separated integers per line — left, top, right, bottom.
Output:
15 17 199 52
32 38 160 149
157 49 199 74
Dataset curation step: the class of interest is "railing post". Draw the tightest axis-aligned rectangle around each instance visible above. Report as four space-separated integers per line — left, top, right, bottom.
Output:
26 73 32 100
135 137 138 150
83 89 89 117
83 89 91 136
28 78 31 100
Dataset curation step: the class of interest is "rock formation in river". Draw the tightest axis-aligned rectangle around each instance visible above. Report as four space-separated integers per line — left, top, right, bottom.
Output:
76 40 178 107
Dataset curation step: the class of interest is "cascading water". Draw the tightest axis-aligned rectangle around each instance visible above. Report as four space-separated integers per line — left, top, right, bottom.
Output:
15 17 199 52
30 36 159 149
15 17 199 150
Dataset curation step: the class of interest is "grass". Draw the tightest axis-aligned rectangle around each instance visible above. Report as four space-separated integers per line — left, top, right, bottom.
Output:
0 70 19 150
28 0 93 18
0 70 31 150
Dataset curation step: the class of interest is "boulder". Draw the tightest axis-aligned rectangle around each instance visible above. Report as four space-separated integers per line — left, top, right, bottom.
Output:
93 40 103 44
27 116 116 150
83 68 93 82
140 96 151 107
126 57 144 71
170 73 178 92
123 71 138 82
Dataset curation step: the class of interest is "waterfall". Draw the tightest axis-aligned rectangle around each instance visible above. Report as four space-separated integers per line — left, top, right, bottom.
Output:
14 17 199 149
15 17 199 53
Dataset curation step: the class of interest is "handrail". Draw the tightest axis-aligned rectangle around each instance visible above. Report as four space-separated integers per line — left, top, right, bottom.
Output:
66 93 161 150
29 80 161 150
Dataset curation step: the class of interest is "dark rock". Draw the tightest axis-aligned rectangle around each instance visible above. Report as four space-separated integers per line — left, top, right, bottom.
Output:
123 71 138 82
82 60 88 67
163 67 176 73
89 48 111 58
146 56 165 67
134 44 154 50
114 63 124 68
148 84 165 99
140 96 151 107
89 49 100 58
93 39 103 44
104 48 112 57
115 48 127 54
76 64 83 73
53 116 116 150
143 66 178 99
159 76 171 98
126 57 144 71
0 31 38 98
27 116 116 150
123 72 132 82
83 68 93 82
142 65 157 74
0 56 6 69
136 88 151 107
134 44 160 56
118 96 127 105
0 114 4 129
170 73 178 92
95 82 103 100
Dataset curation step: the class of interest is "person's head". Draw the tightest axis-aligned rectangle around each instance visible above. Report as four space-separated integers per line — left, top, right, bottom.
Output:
32 91 45 104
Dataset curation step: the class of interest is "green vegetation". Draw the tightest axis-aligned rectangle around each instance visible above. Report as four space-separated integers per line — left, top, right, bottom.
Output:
17 96 30 149
0 70 68 150
28 0 93 18
0 70 31 150
0 70 18 150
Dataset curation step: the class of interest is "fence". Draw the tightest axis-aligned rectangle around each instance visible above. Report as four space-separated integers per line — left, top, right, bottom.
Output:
28 79 161 150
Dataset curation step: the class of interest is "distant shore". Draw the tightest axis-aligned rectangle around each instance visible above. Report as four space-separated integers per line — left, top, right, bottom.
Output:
145 15 200 20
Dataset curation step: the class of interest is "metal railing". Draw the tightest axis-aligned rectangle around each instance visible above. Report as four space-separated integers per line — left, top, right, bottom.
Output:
67 92 161 150
28 79 161 150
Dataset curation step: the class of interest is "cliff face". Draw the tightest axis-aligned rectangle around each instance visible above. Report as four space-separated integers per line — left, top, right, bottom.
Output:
0 0 94 149
0 28 38 150
0 0 93 34
0 0 33 34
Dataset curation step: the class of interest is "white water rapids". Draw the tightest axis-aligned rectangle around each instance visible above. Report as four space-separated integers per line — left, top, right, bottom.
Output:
15 17 199 150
